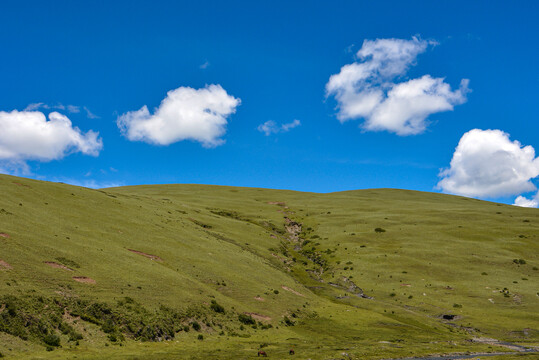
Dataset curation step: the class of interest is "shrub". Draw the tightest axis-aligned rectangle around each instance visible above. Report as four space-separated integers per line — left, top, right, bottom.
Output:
43 334 61 347
238 314 255 325
191 321 201 331
513 259 526 265
210 300 225 314
453 303 462 308
283 316 295 326
197 334 204 340
273 290 279 295
374 227 386 233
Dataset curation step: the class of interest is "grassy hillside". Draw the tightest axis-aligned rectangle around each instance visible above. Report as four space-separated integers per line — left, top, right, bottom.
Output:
0 174 537 359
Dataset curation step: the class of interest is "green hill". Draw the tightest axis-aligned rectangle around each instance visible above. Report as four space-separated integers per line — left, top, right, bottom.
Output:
0 174 537 359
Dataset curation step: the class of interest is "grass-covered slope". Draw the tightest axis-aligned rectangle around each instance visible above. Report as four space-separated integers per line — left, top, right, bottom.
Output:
0 174 537 359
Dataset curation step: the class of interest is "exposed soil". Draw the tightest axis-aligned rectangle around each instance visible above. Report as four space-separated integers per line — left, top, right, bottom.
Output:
244 312 271 322
127 248 162 261
45 261 73 271
12 181 30 188
72 276 96 284
281 285 304 297
267 201 286 206
0 233 10 238
284 217 302 242
254 296 265 301
0 260 12 270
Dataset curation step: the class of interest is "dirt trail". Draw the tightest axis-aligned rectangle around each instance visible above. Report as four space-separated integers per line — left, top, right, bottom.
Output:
45 261 73 271
281 285 304 297
244 312 271 322
72 276 96 284
0 233 10 238
127 248 162 261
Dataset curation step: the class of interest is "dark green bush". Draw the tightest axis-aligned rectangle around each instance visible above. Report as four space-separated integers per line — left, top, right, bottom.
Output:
238 314 255 325
197 334 204 340
43 334 60 347
283 316 295 326
210 300 225 314
191 321 201 331
374 227 386 233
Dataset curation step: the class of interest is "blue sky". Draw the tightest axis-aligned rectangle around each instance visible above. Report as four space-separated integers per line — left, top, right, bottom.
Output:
0 1 538 206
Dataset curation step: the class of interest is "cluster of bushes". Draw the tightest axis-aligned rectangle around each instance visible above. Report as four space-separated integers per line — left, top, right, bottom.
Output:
0 294 247 348
0 295 82 349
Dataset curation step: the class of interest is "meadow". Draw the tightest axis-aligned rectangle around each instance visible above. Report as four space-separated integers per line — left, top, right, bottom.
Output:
0 174 537 359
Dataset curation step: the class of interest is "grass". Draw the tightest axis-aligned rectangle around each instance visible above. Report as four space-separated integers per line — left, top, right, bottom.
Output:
0 174 537 359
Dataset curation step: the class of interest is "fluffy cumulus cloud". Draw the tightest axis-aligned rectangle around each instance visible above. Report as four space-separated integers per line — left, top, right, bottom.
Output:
258 119 301 136
326 37 469 135
513 194 538 208
0 110 103 169
437 129 539 204
117 85 240 147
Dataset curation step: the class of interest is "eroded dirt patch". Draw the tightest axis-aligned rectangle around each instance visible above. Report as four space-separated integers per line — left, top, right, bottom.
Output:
127 249 162 261
0 260 12 270
0 233 10 238
72 276 96 284
267 201 286 206
281 285 304 297
12 181 30 188
45 261 73 271
254 296 265 301
244 312 271 322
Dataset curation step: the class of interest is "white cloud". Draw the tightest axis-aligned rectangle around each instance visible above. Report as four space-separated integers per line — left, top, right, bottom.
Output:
83 106 99 119
326 36 469 135
59 178 123 189
0 110 103 167
438 129 539 199
24 103 97 117
258 119 301 136
199 60 210 69
513 194 538 208
117 84 240 147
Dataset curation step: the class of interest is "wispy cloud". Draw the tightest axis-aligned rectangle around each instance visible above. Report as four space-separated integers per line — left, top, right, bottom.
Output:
117 84 240 147
56 178 123 189
83 106 99 119
199 60 210 69
326 36 469 135
24 103 99 118
258 119 301 136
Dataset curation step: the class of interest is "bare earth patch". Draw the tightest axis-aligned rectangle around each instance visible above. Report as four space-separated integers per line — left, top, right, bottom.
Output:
244 312 271 322
127 248 162 261
254 296 265 301
281 285 304 297
400 283 411 287
45 261 73 271
0 260 12 270
267 201 286 206
72 276 96 284
0 233 10 238
12 181 30 188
